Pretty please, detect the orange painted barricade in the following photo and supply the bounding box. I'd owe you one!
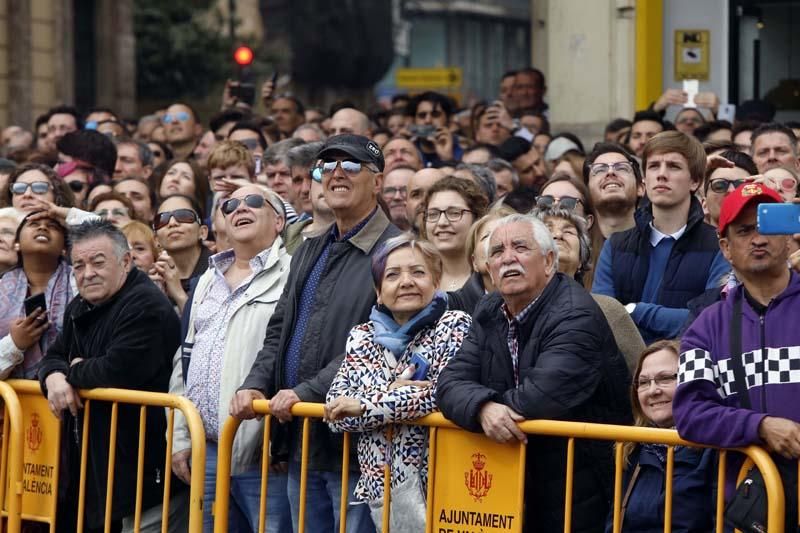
[7,380,206,533]
[214,400,789,533]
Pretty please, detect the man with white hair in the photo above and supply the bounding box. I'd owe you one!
[437,214,631,533]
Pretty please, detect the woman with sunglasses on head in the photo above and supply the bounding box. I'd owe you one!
[421,176,488,291]
[534,206,645,370]
[537,173,605,289]
[0,211,73,380]
[150,194,210,313]
[606,341,715,533]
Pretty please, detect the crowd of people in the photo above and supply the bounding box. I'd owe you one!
[0,65,799,532]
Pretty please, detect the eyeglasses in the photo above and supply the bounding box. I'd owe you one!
[416,109,444,120]
[11,182,51,195]
[589,161,634,178]
[221,194,280,217]
[162,112,190,124]
[637,373,678,391]
[151,150,164,158]
[535,195,582,211]
[708,177,754,194]
[383,186,407,197]
[153,208,199,230]
[424,208,473,223]
[313,159,377,180]
[67,180,87,193]
[95,208,129,219]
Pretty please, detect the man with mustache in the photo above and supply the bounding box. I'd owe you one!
[592,131,730,344]
[437,213,631,533]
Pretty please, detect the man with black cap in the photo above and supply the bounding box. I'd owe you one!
[231,134,399,532]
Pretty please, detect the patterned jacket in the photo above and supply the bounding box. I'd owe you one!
[326,309,471,503]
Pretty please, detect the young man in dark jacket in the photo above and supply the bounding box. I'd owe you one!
[593,130,729,343]
[38,220,184,532]
[437,213,631,533]
[231,134,400,532]
[674,183,800,527]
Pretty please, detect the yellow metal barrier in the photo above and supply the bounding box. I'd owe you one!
[214,401,788,533]
[7,379,206,532]
[0,381,26,532]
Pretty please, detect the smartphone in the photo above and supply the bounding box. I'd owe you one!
[24,293,47,316]
[757,203,800,235]
[718,103,736,123]
[408,353,431,381]
[230,83,256,106]
[683,79,699,108]
[270,71,278,86]
[409,124,436,139]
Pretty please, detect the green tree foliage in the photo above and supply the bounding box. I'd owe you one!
[134,1,234,100]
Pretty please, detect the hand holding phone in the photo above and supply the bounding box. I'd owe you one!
[24,293,47,316]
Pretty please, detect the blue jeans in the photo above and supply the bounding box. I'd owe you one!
[286,460,374,533]
[204,441,292,533]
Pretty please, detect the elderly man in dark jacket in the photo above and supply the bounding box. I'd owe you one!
[231,134,400,532]
[437,213,631,533]
[38,220,183,533]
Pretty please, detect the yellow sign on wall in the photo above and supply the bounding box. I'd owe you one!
[12,393,60,520]
[428,427,526,533]
[674,30,710,81]
[396,68,463,90]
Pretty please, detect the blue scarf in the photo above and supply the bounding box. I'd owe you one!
[370,291,448,358]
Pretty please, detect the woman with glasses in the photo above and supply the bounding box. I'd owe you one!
[537,173,605,289]
[88,191,135,228]
[0,211,73,380]
[150,194,210,312]
[421,176,488,291]
[608,340,715,532]
[4,163,74,213]
[534,206,644,370]
[325,234,471,531]
[702,150,758,228]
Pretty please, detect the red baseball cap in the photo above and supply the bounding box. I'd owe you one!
[717,182,782,235]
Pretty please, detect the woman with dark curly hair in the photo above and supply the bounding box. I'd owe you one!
[4,163,74,212]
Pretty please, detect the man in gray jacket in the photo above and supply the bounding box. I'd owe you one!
[231,134,400,533]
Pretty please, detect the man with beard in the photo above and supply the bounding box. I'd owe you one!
[583,143,643,240]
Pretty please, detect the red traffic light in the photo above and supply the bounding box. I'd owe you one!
[234,46,254,66]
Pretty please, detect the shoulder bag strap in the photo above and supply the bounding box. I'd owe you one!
[728,294,751,410]
[620,462,642,530]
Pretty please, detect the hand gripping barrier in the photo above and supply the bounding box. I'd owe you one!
[214,400,791,533]
[6,379,206,533]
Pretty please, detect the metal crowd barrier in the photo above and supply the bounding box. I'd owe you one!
[6,380,207,533]
[0,381,26,532]
[214,400,789,533]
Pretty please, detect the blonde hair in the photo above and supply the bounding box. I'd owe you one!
[465,206,515,261]
[121,220,159,259]
[207,140,256,177]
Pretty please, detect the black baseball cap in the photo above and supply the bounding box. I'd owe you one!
[316,134,385,172]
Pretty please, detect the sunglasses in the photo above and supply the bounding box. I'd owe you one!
[416,109,444,120]
[95,208,129,219]
[67,180,87,193]
[162,112,190,124]
[708,178,754,194]
[11,182,51,195]
[84,120,98,130]
[313,159,376,181]
[221,194,279,216]
[535,195,582,211]
[153,208,199,230]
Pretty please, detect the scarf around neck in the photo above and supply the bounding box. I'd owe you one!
[0,260,73,378]
[370,291,447,358]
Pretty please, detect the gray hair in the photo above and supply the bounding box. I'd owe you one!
[292,124,327,142]
[287,141,325,169]
[0,207,24,225]
[116,138,154,168]
[485,213,559,271]
[68,219,130,260]
[532,206,590,276]
[487,158,519,187]
[263,138,305,167]
[456,162,496,204]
